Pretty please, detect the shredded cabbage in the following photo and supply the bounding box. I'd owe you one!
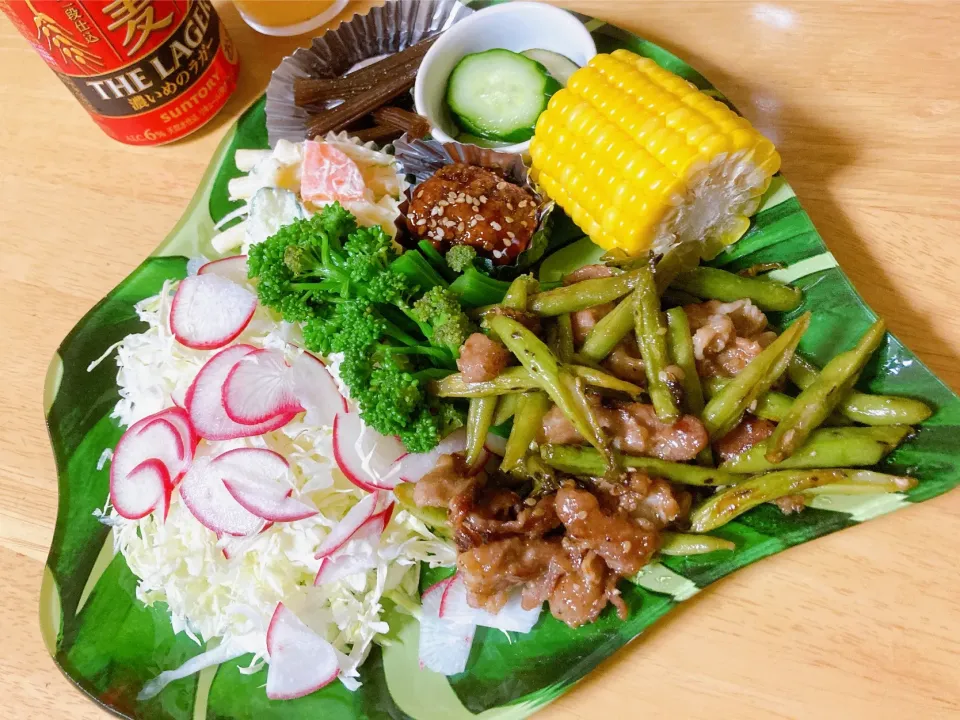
[101,280,454,696]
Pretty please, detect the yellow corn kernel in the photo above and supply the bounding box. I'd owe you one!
[530,50,781,256]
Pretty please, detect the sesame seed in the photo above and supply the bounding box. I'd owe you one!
[507,231,515,239]
[507,203,514,211]
[518,200,528,208]
[438,200,448,207]
[520,221,528,227]
[447,192,456,201]
[479,195,487,203]
[493,249,502,258]
[497,181,507,190]
[465,195,474,204]
[416,218,426,226]
[490,221,502,231]
[474,214,484,222]
[456,193,466,202]
[505,216,514,223]
[442,219,454,228]
[457,222,465,232]
[416,190,423,199]
[503,238,511,247]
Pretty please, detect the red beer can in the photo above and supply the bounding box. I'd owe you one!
[1,0,240,145]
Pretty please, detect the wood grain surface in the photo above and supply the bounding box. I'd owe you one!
[1,1,959,718]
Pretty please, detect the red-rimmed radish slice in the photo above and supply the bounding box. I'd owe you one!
[418,577,475,675]
[332,412,406,492]
[110,409,192,516]
[313,503,393,586]
[314,492,378,559]
[158,406,199,456]
[170,274,257,350]
[484,433,507,457]
[198,255,250,286]
[292,350,347,425]
[301,141,367,204]
[392,429,468,484]
[223,349,303,425]
[211,447,315,523]
[186,345,297,441]
[110,458,171,521]
[440,573,541,633]
[179,457,265,537]
[266,603,339,700]
[223,480,317,523]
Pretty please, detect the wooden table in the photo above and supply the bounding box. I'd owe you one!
[2,1,959,718]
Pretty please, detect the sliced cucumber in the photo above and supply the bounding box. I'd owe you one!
[446,49,560,143]
[521,49,580,86]
[456,132,517,149]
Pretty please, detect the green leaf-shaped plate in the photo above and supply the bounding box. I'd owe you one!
[41,7,960,720]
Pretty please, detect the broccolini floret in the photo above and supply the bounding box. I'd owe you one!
[445,244,478,273]
[247,203,467,452]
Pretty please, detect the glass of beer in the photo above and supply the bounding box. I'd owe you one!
[233,0,350,36]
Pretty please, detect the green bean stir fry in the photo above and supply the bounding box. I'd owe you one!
[414,252,928,559]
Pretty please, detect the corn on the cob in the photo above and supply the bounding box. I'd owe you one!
[529,49,780,257]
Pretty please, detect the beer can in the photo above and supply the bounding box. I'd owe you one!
[1,0,241,145]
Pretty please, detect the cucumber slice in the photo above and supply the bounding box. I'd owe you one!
[446,49,560,143]
[521,49,580,86]
[456,133,517,149]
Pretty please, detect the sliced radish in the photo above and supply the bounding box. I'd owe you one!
[333,412,407,492]
[419,577,475,676]
[223,349,304,425]
[158,406,199,458]
[314,492,378,559]
[291,350,348,426]
[391,429,468,484]
[170,274,257,350]
[313,504,393,586]
[179,457,265,537]
[484,432,508,457]
[440,573,541,633]
[198,255,250,286]
[266,603,339,700]
[110,458,171,521]
[186,345,297,441]
[210,447,315,523]
[223,480,317,523]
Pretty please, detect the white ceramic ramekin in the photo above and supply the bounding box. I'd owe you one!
[413,1,597,154]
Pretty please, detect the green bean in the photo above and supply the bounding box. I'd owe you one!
[633,266,680,422]
[431,367,538,397]
[671,266,804,311]
[502,391,550,473]
[689,468,854,532]
[528,268,643,316]
[432,365,642,398]
[466,396,497,467]
[556,313,575,363]
[800,469,916,496]
[654,242,701,295]
[539,444,745,487]
[660,532,735,555]
[489,315,613,467]
[502,274,537,309]
[721,426,912,473]
[666,306,712,465]
[766,320,886,463]
[701,312,810,439]
[789,355,932,426]
[393,482,451,539]
[579,293,636,362]
[703,377,850,426]
[493,392,521,425]
[568,365,643,397]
